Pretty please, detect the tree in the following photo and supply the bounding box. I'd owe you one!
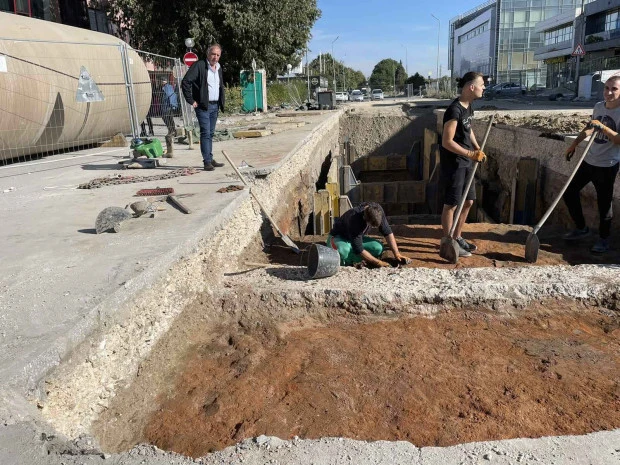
[405,72,426,91]
[107,0,320,83]
[369,59,407,92]
[308,53,366,91]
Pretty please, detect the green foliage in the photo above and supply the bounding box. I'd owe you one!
[369,59,407,91]
[405,72,426,90]
[107,0,320,84]
[223,85,243,115]
[267,81,309,107]
[307,53,367,91]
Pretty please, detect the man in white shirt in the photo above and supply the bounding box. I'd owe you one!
[181,44,226,171]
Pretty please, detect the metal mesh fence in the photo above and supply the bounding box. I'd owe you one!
[0,37,191,165]
[133,51,194,145]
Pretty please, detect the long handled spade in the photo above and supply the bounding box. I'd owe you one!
[221,150,301,254]
[524,130,599,263]
[439,114,495,264]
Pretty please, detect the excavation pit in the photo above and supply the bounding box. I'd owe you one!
[93,295,620,458]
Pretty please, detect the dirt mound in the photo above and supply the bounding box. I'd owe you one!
[495,113,590,135]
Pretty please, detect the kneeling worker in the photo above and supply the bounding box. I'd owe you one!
[327,202,409,267]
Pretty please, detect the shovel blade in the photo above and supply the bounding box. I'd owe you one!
[439,236,459,264]
[524,232,540,263]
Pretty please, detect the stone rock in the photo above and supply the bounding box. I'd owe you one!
[101,133,127,147]
[95,207,132,234]
[130,200,150,216]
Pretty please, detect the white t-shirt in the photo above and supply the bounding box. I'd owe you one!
[207,62,220,102]
[586,101,620,167]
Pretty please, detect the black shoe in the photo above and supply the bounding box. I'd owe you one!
[203,162,214,171]
[211,159,224,167]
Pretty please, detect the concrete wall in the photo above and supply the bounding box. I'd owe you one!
[340,110,436,160]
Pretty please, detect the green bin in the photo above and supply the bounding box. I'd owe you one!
[133,139,164,158]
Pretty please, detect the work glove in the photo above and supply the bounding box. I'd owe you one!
[565,146,576,161]
[375,260,391,268]
[468,149,487,163]
[394,253,411,265]
[588,119,605,131]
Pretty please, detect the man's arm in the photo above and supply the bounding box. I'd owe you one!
[181,63,199,106]
[385,233,409,264]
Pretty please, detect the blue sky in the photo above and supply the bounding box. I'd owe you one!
[308,0,485,79]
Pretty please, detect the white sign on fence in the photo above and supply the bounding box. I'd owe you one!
[0,55,7,73]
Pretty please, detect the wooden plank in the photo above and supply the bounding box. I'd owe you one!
[233,130,272,138]
[325,182,340,218]
[514,157,539,225]
[397,181,426,204]
[167,195,191,214]
[423,129,437,181]
[386,154,407,170]
[367,156,387,171]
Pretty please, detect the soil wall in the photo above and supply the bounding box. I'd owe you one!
[339,108,436,159]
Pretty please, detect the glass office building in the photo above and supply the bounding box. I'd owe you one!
[451,1,589,87]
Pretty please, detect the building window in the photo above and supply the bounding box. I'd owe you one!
[544,24,573,45]
[605,8,620,32]
[88,8,109,33]
[458,21,489,44]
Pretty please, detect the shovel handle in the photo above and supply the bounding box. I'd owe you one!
[221,150,287,238]
[449,114,496,237]
[531,130,599,233]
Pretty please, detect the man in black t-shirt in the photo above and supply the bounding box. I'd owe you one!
[327,203,409,267]
[439,72,487,258]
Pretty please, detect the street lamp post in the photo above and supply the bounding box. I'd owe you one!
[331,35,339,91]
[401,44,408,76]
[431,14,440,93]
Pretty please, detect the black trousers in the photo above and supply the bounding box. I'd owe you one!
[562,161,619,238]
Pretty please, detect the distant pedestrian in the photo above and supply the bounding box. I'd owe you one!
[439,71,486,258]
[562,75,620,254]
[181,44,225,171]
[161,79,179,135]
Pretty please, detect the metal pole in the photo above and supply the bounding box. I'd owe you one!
[331,36,339,91]
[120,43,139,139]
[431,14,440,92]
[306,47,310,104]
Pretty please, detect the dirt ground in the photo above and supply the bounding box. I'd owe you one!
[253,223,620,270]
[139,300,620,458]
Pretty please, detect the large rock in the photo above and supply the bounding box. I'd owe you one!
[95,207,132,234]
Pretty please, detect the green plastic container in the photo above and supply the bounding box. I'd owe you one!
[133,139,163,158]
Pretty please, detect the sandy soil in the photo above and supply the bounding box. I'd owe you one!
[139,300,620,458]
[493,113,590,135]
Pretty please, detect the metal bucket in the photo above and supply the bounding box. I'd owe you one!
[307,243,340,279]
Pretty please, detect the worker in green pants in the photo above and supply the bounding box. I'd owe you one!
[326,202,410,267]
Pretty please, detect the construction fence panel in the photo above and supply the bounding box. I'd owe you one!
[133,50,195,145]
[0,37,190,165]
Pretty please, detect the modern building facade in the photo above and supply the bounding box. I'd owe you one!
[450,0,590,89]
[1,0,117,35]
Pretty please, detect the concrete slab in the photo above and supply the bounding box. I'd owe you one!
[0,110,339,396]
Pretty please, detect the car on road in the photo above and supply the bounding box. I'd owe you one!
[484,82,527,97]
[335,92,348,102]
[371,89,384,100]
[349,90,364,102]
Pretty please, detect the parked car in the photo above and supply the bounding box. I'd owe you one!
[349,90,364,102]
[335,92,348,102]
[484,82,527,96]
[371,89,384,100]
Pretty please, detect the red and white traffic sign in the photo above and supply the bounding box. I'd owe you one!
[183,51,198,66]
[572,44,585,57]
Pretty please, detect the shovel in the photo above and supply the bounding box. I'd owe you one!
[221,150,301,254]
[524,131,598,263]
[439,114,495,264]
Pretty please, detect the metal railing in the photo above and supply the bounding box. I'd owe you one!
[0,37,193,164]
